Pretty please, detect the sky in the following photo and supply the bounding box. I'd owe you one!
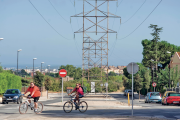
[0,0,180,69]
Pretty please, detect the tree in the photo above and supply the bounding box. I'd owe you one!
[34,71,44,87]
[59,65,82,80]
[143,70,151,93]
[108,71,117,76]
[149,24,163,72]
[44,76,51,99]
[21,69,27,77]
[21,78,30,86]
[134,74,143,100]
[0,65,3,73]
[123,76,131,89]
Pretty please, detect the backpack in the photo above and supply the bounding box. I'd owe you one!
[76,86,85,93]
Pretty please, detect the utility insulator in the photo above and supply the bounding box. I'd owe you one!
[74,0,75,7]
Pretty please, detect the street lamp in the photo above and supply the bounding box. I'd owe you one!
[167,51,171,89]
[0,38,4,40]
[33,58,37,82]
[17,49,22,75]
[48,65,50,75]
[41,62,44,73]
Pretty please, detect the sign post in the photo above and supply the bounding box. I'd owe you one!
[59,69,67,103]
[152,82,157,92]
[127,62,139,117]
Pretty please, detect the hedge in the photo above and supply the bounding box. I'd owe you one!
[0,71,22,94]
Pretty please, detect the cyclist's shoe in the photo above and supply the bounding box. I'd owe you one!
[34,108,38,112]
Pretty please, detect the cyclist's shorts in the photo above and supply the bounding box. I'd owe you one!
[28,94,40,102]
[79,94,84,98]
[34,97,40,102]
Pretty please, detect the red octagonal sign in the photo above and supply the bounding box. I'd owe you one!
[152,82,157,87]
[59,69,67,77]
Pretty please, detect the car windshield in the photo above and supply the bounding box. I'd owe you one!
[5,90,19,94]
[151,93,160,96]
[168,93,180,96]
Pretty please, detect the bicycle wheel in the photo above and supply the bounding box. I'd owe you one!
[34,102,43,114]
[19,102,28,114]
[79,101,88,113]
[63,101,73,113]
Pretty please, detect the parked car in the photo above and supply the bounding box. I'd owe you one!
[2,89,23,104]
[124,89,131,96]
[161,91,176,104]
[125,90,134,96]
[145,92,162,103]
[162,92,180,105]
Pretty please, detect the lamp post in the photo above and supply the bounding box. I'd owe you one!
[0,38,4,41]
[26,66,27,78]
[167,51,171,89]
[17,49,22,75]
[33,58,37,82]
[48,65,50,75]
[41,62,44,73]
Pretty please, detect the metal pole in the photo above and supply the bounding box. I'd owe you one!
[132,62,133,116]
[33,59,34,83]
[26,66,27,78]
[169,56,171,89]
[62,77,63,102]
[17,51,18,75]
[154,87,155,92]
[41,63,42,73]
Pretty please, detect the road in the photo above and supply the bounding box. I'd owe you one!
[0,93,180,120]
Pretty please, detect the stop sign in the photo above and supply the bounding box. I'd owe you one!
[59,69,67,77]
[152,82,157,87]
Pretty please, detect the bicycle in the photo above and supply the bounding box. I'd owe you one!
[19,96,43,114]
[63,95,88,113]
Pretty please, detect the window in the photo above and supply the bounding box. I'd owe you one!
[168,93,180,96]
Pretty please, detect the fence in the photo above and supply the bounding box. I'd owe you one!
[166,87,180,93]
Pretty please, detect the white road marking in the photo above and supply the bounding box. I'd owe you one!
[154,115,167,119]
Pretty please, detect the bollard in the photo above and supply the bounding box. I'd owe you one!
[128,93,130,106]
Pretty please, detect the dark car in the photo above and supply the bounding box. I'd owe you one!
[2,89,23,104]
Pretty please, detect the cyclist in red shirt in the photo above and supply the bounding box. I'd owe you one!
[68,83,84,105]
[24,82,41,112]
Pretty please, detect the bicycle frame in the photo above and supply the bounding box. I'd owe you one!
[69,96,80,107]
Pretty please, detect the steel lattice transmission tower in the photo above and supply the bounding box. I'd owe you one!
[71,0,121,94]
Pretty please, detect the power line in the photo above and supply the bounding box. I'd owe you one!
[48,0,69,23]
[117,0,162,41]
[121,0,146,24]
[109,0,146,56]
[48,0,81,57]
[109,0,162,57]
[28,0,72,40]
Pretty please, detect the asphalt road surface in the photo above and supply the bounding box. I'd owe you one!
[0,93,180,120]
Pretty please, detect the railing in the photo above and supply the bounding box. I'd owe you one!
[166,87,180,93]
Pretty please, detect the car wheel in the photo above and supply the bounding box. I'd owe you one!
[17,98,20,104]
[6,102,8,104]
[2,101,5,104]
